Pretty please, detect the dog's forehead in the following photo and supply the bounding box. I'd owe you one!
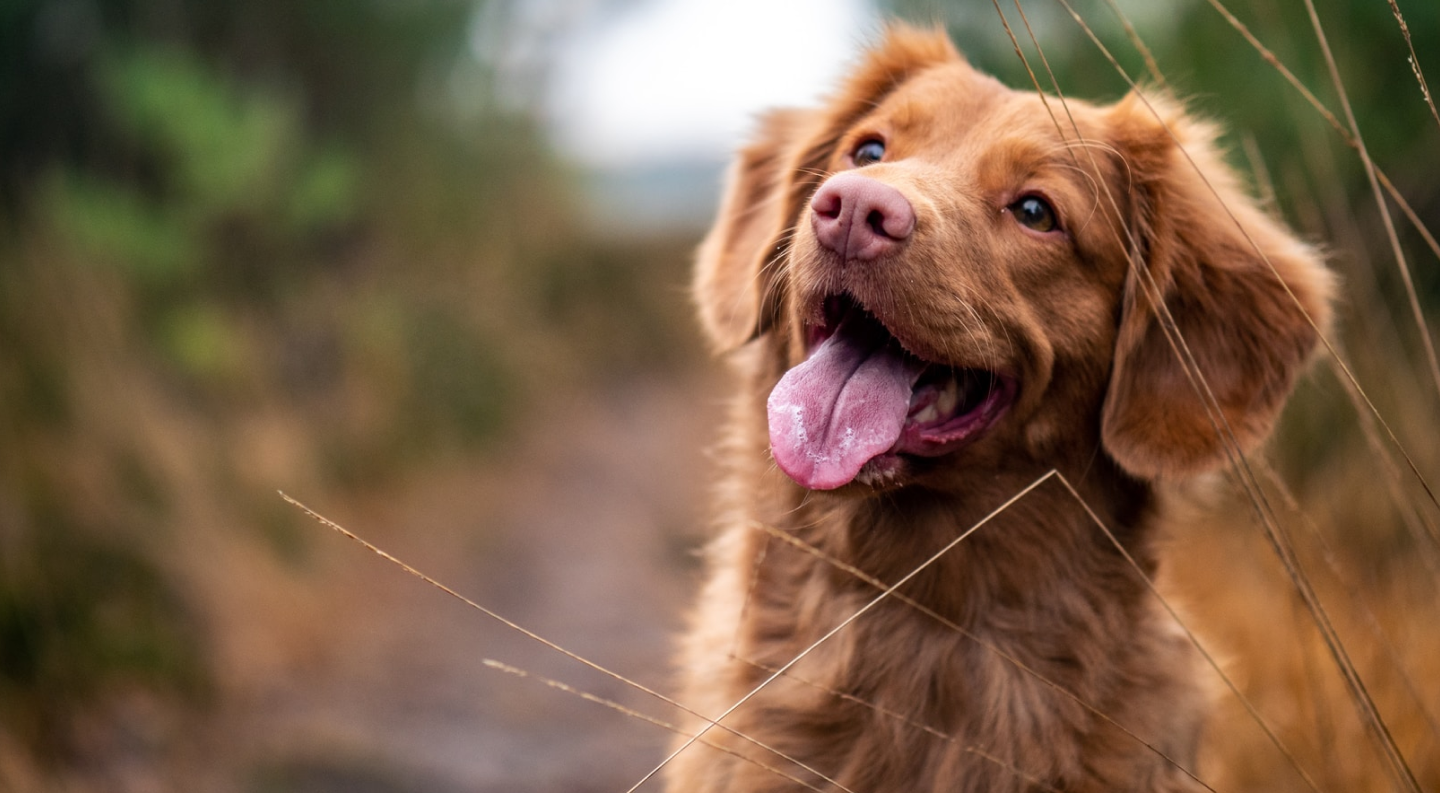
[870,63,1105,154]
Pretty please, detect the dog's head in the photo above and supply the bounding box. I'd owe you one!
[696,26,1332,492]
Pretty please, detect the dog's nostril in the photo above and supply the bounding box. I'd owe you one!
[866,209,888,237]
[812,190,843,220]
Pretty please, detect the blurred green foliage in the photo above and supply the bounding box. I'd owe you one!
[0,0,699,773]
[0,502,207,761]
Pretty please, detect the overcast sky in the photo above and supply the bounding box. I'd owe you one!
[541,0,878,168]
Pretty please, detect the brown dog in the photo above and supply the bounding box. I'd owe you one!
[668,25,1332,793]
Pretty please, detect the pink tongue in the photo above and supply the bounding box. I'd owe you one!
[767,316,925,490]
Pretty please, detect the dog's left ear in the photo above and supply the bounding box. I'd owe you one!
[1100,94,1334,479]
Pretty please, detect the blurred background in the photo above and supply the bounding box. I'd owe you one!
[1,0,1437,790]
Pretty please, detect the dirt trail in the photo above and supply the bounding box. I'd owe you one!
[236,372,724,792]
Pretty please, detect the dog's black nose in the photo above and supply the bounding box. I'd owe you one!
[811,172,915,262]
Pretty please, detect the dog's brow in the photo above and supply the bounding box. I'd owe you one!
[885,97,924,131]
[973,135,1063,191]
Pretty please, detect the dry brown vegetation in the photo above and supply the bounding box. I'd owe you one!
[1,0,1439,791]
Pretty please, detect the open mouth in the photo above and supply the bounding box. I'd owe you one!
[767,295,1017,490]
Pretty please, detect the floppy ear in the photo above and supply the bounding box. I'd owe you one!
[693,108,817,351]
[693,24,962,352]
[1100,95,1335,479]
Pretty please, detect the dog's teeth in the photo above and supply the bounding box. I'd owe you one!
[936,376,960,416]
[912,403,939,424]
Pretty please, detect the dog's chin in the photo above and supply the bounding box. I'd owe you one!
[768,294,1018,493]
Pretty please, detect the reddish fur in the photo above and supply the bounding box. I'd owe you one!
[674,25,1332,793]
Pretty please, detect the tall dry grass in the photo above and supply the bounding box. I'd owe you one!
[3,0,1437,790]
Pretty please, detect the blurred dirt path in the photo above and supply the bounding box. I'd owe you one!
[235,372,725,792]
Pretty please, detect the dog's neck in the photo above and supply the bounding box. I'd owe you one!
[752,456,1157,633]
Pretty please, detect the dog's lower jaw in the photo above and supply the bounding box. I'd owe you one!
[853,453,905,488]
[669,430,1208,793]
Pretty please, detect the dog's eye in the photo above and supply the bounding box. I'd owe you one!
[851,139,885,167]
[1010,195,1058,233]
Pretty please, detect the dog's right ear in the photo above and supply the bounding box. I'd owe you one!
[693,108,817,352]
[694,24,963,352]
